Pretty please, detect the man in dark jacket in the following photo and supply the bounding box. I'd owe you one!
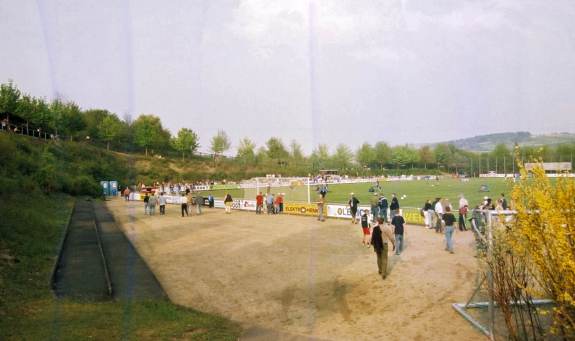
[348,193,360,224]
[390,193,400,221]
[371,218,395,279]
[378,194,389,223]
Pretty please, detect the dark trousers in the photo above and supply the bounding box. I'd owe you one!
[376,243,389,279]
[458,214,466,231]
[160,205,166,215]
[279,203,283,213]
[181,203,188,217]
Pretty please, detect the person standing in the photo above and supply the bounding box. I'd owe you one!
[278,193,284,213]
[143,193,150,215]
[500,193,508,210]
[181,193,189,217]
[186,191,195,216]
[423,199,433,228]
[317,194,325,222]
[458,205,468,231]
[159,192,167,215]
[442,206,457,253]
[371,218,395,279]
[123,187,130,201]
[348,193,359,224]
[195,192,203,215]
[378,194,389,223]
[370,193,380,222]
[256,192,264,214]
[208,193,214,208]
[458,194,469,211]
[360,210,371,247]
[389,193,400,221]
[391,211,405,255]
[224,193,233,214]
[148,193,157,216]
[274,194,281,214]
[266,193,274,214]
[434,197,444,233]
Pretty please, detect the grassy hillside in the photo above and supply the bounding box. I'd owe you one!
[441,131,575,152]
[0,192,240,340]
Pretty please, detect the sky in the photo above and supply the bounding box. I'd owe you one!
[1,0,575,154]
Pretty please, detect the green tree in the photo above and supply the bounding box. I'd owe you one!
[332,144,353,171]
[50,100,86,139]
[418,145,434,169]
[374,141,392,170]
[310,144,330,171]
[356,143,375,169]
[0,81,21,115]
[171,128,199,160]
[236,137,256,165]
[210,130,231,158]
[98,114,123,150]
[84,109,112,140]
[266,137,289,164]
[290,140,304,162]
[391,145,418,169]
[132,115,169,157]
[434,144,452,170]
[491,143,512,173]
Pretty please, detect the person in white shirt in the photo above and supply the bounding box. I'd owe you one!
[458,194,468,210]
[434,198,444,233]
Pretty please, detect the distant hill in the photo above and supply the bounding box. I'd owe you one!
[436,132,575,152]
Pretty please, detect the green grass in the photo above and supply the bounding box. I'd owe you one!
[200,178,512,208]
[0,192,241,340]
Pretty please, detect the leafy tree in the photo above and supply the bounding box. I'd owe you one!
[310,144,330,170]
[332,144,353,170]
[391,145,418,169]
[50,100,86,139]
[132,115,169,157]
[356,143,375,169]
[236,138,256,165]
[374,141,392,170]
[434,144,452,170]
[491,143,512,173]
[418,145,434,169]
[266,137,289,161]
[171,128,199,160]
[210,130,231,158]
[84,109,112,140]
[98,114,123,150]
[290,140,304,162]
[0,81,21,115]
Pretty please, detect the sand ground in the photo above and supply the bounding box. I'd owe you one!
[106,199,485,341]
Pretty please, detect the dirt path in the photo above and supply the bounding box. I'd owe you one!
[106,199,484,340]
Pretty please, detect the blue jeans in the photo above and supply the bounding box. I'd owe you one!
[395,234,403,254]
[445,225,455,252]
[371,206,379,221]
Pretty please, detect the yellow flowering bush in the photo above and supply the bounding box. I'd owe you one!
[510,160,575,337]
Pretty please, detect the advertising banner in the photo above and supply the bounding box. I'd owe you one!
[230,199,257,211]
[400,207,425,225]
[284,203,319,216]
[326,205,372,220]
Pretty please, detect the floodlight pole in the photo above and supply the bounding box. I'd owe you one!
[307,177,311,204]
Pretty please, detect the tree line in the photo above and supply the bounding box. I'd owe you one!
[1,81,574,177]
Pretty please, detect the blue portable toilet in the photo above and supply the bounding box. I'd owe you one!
[109,181,118,196]
[100,181,110,196]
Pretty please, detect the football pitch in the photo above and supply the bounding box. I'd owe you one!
[201,178,512,208]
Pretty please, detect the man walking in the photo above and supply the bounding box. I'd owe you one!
[370,193,380,222]
[391,210,405,255]
[371,218,395,279]
[442,206,457,253]
[195,192,203,215]
[317,194,325,222]
[159,192,167,215]
[434,197,444,233]
[378,194,389,223]
[256,192,264,214]
[181,193,189,217]
[390,193,400,221]
[348,193,359,224]
[266,193,274,214]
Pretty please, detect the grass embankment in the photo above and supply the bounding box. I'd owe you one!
[0,193,241,340]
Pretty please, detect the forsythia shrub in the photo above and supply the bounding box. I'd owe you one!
[511,160,575,337]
